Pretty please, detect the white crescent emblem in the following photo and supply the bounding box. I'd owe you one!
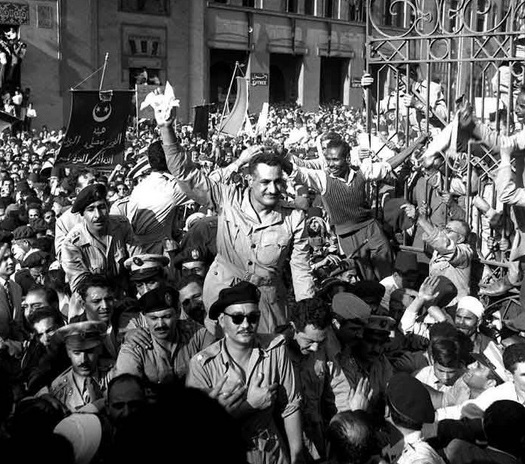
[92,102,112,123]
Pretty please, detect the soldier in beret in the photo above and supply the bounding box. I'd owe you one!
[11,224,37,264]
[172,245,210,278]
[382,373,445,463]
[187,281,304,464]
[46,320,114,412]
[61,183,133,320]
[114,285,214,386]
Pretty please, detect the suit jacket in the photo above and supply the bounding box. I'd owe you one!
[0,278,23,340]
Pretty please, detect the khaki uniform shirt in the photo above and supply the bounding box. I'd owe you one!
[164,141,315,334]
[49,365,114,412]
[61,215,133,294]
[187,334,301,464]
[115,319,214,384]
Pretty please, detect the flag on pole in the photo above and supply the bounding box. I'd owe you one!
[219,77,249,137]
[55,90,134,168]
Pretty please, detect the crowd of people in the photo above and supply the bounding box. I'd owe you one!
[1,67,525,464]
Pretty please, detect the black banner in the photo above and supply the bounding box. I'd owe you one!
[56,90,134,168]
[193,105,209,139]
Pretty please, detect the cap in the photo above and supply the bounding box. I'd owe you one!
[29,218,48,233]
[433,275,458,307]
[21,250,49,268]
[128,157,151,180]
[184,212,206,231]
[386,373,435,425]
[209,281,261,320]
[138,286,178,314]
[318,277,353,298]
[71,184,107,214]
[171,246,209,269]
[457,296,485,320]
[124,254,169,281]
[54,413,102,464]
[394,251,419,273]
[365,315,396,333]
[331,292,371,322]
[12,225,36,240]
[470,341,506,383]
[55,321,106,350]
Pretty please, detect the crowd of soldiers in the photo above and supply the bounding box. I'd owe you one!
[1,70,525,463]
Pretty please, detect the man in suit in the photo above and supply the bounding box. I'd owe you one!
[0,241,24,351]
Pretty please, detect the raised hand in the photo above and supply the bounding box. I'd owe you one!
[418,276,441,304]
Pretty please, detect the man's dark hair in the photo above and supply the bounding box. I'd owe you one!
[503,342,525,373]
[431,338,463,368]
[148,140,168,171]
[176,274,204,292]
[327,410,375,464]
[77,274,112,301]
[107,373,145,400]
[26,285,59,312]
[326,139,350,159]
[248,152,284,175]
[291,297,331,332]
[484,400,525,457]
[26,305,64,328]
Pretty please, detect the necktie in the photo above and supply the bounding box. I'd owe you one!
[4,280,13,317]
[83,378,97,404]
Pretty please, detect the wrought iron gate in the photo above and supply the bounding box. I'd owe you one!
[364,0,525,308]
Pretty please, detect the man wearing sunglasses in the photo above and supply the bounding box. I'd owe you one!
[187,281,304,464]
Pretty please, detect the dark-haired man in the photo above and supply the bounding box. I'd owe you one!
[127,139,189,255]
[159,110,314,334]
[290,138,415,280]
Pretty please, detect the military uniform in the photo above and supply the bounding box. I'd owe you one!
[187,334,301,464]
[61,215,133,294]
[47,320,114,412]
[49,363,114,412]
[115,318,214,384]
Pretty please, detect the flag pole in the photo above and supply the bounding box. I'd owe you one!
[99,52,109,91]
[219,61,240,133]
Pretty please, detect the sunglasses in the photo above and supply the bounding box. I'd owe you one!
[223,312,261,325]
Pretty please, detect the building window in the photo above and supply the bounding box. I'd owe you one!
[242,0,255,7]
[304,0,314,15]
[286,0,297,13]
[119,0,170,16]
[348,0,364,21]
[214,0,228,3]
[325,0,334,18]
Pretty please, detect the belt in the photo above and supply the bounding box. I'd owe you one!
[242,271,274,287]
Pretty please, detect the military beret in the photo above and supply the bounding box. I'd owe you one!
[55,321,106,350]
[386,373,435,425]
[393,251,419,274]
[21,250,49,269]
[138,286,178,314]
[209,281,260,320]
[12,225,36,240]
[332,292,371,323]
[318,278,353,299]
[365,315,396,333]
[29,218,48,234]
[124,254,169,281]
[349,281,386,303]
[71,184,108,214]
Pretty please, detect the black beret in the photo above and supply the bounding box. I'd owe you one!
[12,225,36,240]
[209,281,260,320]
[138,286,178,314]
[21,250,49,269]
[171,245,211,269]
[349,281,386,302]
[386,373,434,425]
[71,184,108,214]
